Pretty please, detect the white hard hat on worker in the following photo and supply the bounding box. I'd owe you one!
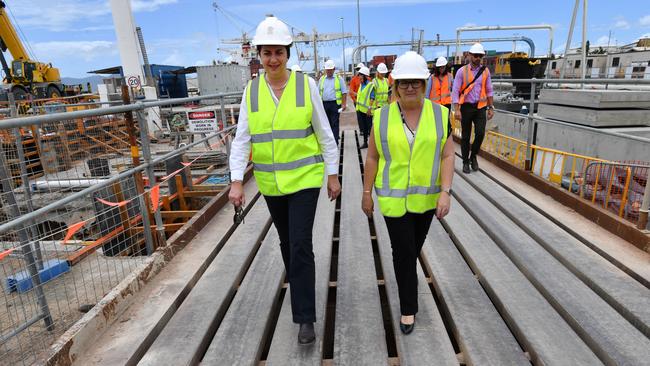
[468,43,485,55]
[356,62,365,69]
[359,66,370,76]
[252,16,292,46]
[324,60,336,70]
[435,56,448,67]
[377,63,388,74]
[391,51,429,80]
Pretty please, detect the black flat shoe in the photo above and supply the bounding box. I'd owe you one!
[470,156,479,171]
[462,162,471,174]
[298,323,315,345]
[399,316,415,335]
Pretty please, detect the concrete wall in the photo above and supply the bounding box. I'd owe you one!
[489,112,650,162]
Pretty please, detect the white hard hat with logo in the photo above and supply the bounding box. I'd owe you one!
[359,66,370,76]
[252,16,293,46]
[468,43,485,55]
[390,51,429,80]
[435,56,448,67]
[290,64,302,72]
[356,62,365,69]
[324,60,336,70]
[377,63,388,73]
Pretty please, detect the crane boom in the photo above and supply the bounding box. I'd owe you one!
[0,1,29,60]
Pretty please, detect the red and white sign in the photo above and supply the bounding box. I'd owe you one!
[187,110,219,133]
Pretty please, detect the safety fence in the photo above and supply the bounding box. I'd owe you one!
[0,91,240,365]
[450,78,650,230]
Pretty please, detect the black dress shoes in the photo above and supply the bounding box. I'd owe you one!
[462,162,471,174]
[399,316,415,335]
[298,323,315,345]
[470,155,479,171]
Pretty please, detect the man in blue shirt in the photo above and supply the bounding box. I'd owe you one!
[318,60,348,144]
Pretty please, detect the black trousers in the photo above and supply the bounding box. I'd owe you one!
[323,100,340,145]
[264,188,320,323]
[460,103,487,163]
[356,110,372,142]
[383,209,436,316]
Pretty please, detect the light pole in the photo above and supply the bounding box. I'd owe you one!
[340,17,346,76]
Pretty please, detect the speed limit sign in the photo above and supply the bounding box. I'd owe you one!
[126,76,141,88]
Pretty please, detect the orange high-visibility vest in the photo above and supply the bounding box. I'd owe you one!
[458,65,489,109]
[427,73,452,105]
[349,75,361,103]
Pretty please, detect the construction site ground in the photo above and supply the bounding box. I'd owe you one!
[61,104,650,365]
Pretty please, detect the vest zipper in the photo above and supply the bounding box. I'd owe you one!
[267,77,283,194]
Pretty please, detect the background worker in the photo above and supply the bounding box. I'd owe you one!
[319,59,347,145]
[373,62,390,110]
[451,43,494,174]
[355,66,375,149]
[361,51,454,335]
[228,16,340,346]
[349,62,365,106]
[426,56,453,134]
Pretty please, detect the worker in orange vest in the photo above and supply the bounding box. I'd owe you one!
[451,43,494,174]
[348,62,365,106]
[425,56,453,134]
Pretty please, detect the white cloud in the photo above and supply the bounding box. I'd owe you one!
[6,0,177,32]
[593,35,617,47]
[640,15,650,27]
[32,40,117,61]
[234,0,465,12]
[162,50,183,65]
[613,16,630,30]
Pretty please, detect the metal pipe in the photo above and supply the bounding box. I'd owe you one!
[639,168,650,230]
[0,313,45,343]
[0,125,236,235]
[455,24,554,61]
[560,0,582,80]
[580,0,588,87]
[352,36,536,65]
[525,81,537,170]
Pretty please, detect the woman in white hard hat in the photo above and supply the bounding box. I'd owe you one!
[373,62,390,110]
[426,56,454,133]
[228,16,341,345]
[361,51,455,334]
[355,66,375,148]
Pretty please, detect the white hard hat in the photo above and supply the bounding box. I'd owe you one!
[390,51,429,80]
[252,16,292,46]
[290,64,302,72]
[324,60,336,70]
[356,62,365,69]
[377,63,388,73]
[359,66,370,76]
[468,43,485,55]
[435,56,448,67]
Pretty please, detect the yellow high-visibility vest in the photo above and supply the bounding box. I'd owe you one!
[373,77,389,109]
[319,75,343,105]
[356,82,374,113]
[246,71,324,196]
[373,99,448,217]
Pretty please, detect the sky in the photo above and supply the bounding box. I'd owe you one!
[3,0,650,77]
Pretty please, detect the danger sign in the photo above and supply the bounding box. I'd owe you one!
[187,110,219,133]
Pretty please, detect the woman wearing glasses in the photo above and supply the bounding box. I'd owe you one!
[361,51,455,335]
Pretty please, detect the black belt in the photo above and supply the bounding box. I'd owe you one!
[462,102,485,109]
[323,100,339,103]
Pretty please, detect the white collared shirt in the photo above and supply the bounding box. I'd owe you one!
[229,75,339,181]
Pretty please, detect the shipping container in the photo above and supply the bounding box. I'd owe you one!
[196,64,251,98]
[151,64,188,98]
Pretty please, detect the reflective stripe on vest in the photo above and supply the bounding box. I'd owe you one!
[246,71,324,196]
[427,74,452,105]
[356,82,374,113]
[373,78,389,108]
[374,100,446,217]
[458,65,488,108]
[319,75,343,105]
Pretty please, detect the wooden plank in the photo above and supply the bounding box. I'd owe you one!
[201,227,284,365]
[73,181,260,366]
[422,220,529,365]
[453,177,650,364]
[444,199,602,365]
[183,190,221,198]
[160,210,199,219]
[175,175,189,211]
[334,130,388,365]
[456,164,650,338]
[139,198,272,366]
[266,181,336,365]
[373,202,458,365]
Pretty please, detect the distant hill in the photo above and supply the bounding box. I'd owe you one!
[61,75,105,92]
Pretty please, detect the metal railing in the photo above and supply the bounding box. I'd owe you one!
[0,89,241,365]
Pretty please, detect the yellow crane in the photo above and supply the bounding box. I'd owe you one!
[0,0,64,99]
